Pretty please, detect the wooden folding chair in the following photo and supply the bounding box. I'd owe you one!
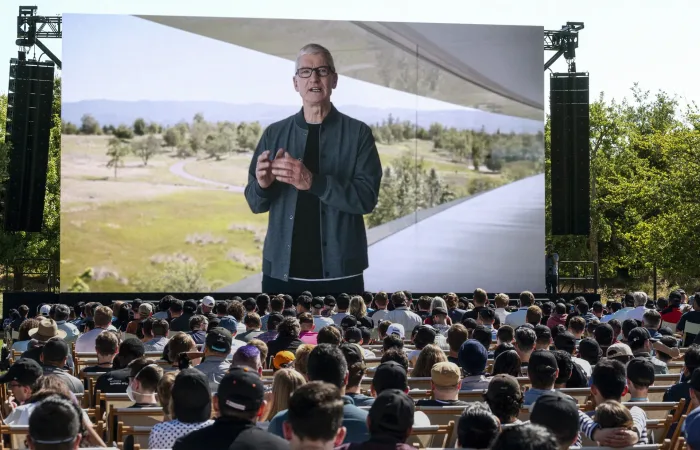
[405,421,455,449]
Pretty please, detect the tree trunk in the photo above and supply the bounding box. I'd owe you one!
[13,263,23,291]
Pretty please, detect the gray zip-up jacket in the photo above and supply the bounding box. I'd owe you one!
[244,104,382,282]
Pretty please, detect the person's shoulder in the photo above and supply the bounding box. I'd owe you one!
[265,115,296,134]
[233,425,290,449]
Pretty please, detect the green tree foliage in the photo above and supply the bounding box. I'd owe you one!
[80,113,101,135]
[113,125,133,140]
[146,122,161,134]
[133,118,146,136]
[131,134,161,166]
[102,124,115,135]
[106,137,129,178]
[62,121,79,135]
[0,79,61,289]
[132,259,209,292]
[546,84,700,286]
[163,127,181,148]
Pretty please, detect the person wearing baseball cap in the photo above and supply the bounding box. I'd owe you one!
[311,296,334,331]
[483,374,524,425]
[172,367,288,450]
[530,391,580,449]
[195,327,232,392]
[0,359,42,416]
[524,350,559,406]
[607,342,634,363]
[386,323,405,340]
[415,361,467,407]
[628,327,668,374]
[40,338,85,394]
[336,390,417,450]
[272,351,296,371]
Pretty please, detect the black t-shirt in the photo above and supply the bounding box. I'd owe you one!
[170,313,193,332]
[82,364,113,374]
[462,306,487,321]
[289,123,323,279]
[173,416,289,450]
[94,367,130,395]
[415,398,470,407]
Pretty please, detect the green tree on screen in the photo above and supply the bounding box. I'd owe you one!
[133,118,146,136]
[163,127,181,148]
[80,113,100,135]
[106,137,129,178]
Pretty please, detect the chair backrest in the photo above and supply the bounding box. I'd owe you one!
[111,406,163,444]
[622,401,681,420]
[405,422,455,449]
[660,321,677,333]
[0,424,29,450]
[558,388,592,405]
[654,374,682,385]
[118,424,152,450]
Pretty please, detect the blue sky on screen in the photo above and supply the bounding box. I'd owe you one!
[60,14,467,111]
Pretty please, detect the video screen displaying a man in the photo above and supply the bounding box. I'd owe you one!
[244,43,383,295]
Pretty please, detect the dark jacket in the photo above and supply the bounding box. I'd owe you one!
[172,416,288,450]
[266,337,303,366]
[244,104,382,281]
[169,313,193,333]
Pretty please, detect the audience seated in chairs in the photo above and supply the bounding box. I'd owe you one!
[456,402,501,449]
[94,338,145,395]
[81,331,119,374]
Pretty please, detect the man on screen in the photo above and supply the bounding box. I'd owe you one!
[244,43,382,295]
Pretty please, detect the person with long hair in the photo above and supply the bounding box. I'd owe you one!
[261,368,306,422]
[491,350,523,378]
[10,318,41,353]
[349,296,373,329]
[411,344,447,378]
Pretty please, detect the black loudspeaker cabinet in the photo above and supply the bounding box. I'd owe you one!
[550,73,590,235]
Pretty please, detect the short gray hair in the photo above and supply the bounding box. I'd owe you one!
[632,291,648,307]
[295,43,335,72]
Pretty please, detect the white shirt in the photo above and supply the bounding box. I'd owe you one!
[505,307,529,328]
[75,327,108,353]
[149,419,213,449]
[386,307,423,335]
[623,306,649,322]
[56,320,81,343]
[601,307,634,323]
[371,309,390,327]
[495,308,511,324]
[313,315,334,331]
[331,312,349,326]
[226,339,247,359]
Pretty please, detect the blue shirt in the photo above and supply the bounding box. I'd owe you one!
[217,316,238,333]
[523,387,555,406]
[268,395,369,443]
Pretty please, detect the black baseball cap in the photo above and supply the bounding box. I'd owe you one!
[485,374,522,401]
[578,338,602,361]
[554,332,577,353]
[339,342,364,367]
[311,297,325,309]
[344,326,363,344]
[297,296,312,310]
[530,391,580,441]
[0,359,43,385]
[183,299,198,314]
[340,315,358,328]
[369,389,415,433]
[432,307,448,317]
[324,296,337,307]
[628,327,651,345]
[217,366,265,412]
[414,325,437,346]
[172,368,212,423]
[529,350,558,376]
[372,361,408,392]
[206,327,232,354]
[627,357,655,387]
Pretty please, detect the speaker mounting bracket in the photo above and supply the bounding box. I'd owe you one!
[544,22,583,73]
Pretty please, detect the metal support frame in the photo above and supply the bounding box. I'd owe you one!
[544,22,584,73]
[15,6,62,69]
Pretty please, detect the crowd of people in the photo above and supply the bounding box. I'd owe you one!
[0,288,698,450]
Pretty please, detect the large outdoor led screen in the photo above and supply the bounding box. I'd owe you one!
[60,14,545,293]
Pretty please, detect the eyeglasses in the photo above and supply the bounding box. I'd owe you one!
[296,66,333,78]
[8,382,21,389]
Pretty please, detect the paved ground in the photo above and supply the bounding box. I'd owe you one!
[169,159,244,192]
[216,174,545,293]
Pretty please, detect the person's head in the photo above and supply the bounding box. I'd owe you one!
[244,312,262,331]
[514,327,537,360]
[568,316,586,338]
[380,349,409,371]
[283,381,346,449]
[519,291,534,308]
[458,340,488,376]
[294,344,315,378]
[591,358,628,404]
[642,309,662,331]
[1,358,43,403]
[171,368,212,423]
[491,350,522,378]
[371,361,408,395]
[114,338,145,369]
[270,296,285,313]
[578,337,602,366]
[336,293,351,312]
[94,331,119,362]
[412,325,437,350]
[167,332,196,364]
[151,318,169,337]
[214,367,266,421]
[577,301,590,315]
[227,301,246,322]
[268,368,307,420]
[128,357,163,400]
[484,374,523,425]
[656,335,679,363]
[495,293,510,309]
[411,344,447,378]
[550,349,573,387]
[386,323,406,340]
[632,291,648,307]
[18,318,41,342]
[307,344,348,389]
[348,296,367,318]
[28,395,83,450]
[447,323,469,355]
[497,325,514,345]
[248,339,268,367]
[626,357,655,397]
[528,350,559,390]
[231,345,263,375]
[40,338,69,369]
[255,294,270,315]
[491,423,559,450]
[294,43,338,108]
[28,318,67,343]
[273,351,296,371]
[200,296,215,314]
[317,325,342,345]
[593,323,615,351]
[278,317,302,339]
[343,326,362,345]
[470,325,492,351]
[457,402,500,449]
[627,327,652,353]
[367,389,415,442]
[534,324,552,350]
[242,298,257,313]
[526,306,542,326]
[530,392,580,449]
[53,304,70,322]
[594,400,633,429]
[296,295,312,314]
[606,342,634,364]
[477,308,495,327]
[608,319,622,339]
[339,343,365,389]
[553,302,566,316]
[621,319,638,342]
[473,288,488,306]
[205,327,233,357]
[156,371,177,421]
[429,361,462,397]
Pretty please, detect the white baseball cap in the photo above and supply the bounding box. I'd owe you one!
[201,296,215,307]
[386,323,405,339]
[39,304,51,316]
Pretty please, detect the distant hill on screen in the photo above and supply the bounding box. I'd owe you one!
[61,100,543,134]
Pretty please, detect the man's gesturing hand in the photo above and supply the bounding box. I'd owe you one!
[256,149,284,189]
[271,150,314,191]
